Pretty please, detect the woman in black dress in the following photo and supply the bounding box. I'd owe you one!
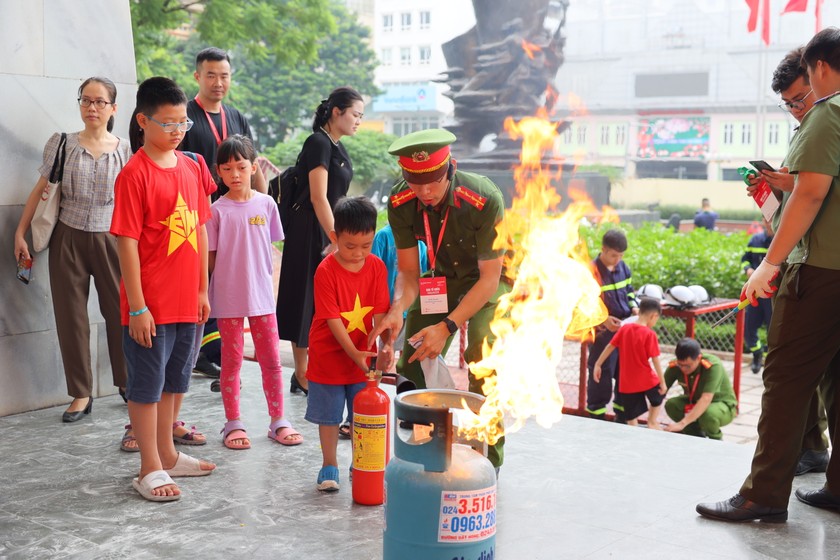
[276,87,365,393]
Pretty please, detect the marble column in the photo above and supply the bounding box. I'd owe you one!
[0,0,136,416]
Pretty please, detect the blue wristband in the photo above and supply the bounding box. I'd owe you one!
[129,306,149,317]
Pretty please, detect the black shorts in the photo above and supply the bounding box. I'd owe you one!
[620,385,664,421]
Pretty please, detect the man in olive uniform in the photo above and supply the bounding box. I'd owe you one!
[369,129,511,469]
[663,338,737,440]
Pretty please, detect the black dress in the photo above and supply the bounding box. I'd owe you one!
[276,130,353,346]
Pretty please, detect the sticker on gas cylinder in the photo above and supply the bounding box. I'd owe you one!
[352,413,387,471]
[438,485,497,542]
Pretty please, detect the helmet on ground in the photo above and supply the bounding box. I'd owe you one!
[637,284,664,301]
[664,285,698,309]
[687,285,711,305]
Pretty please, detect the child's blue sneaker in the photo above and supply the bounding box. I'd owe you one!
[317,465,340,492]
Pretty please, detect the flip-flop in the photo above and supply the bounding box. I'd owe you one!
[338,423,351,439]
[120,424,139,453]
[172,421,206,445]
[165,452,215,477]
[221,420,251,450]
[132,470,180,502]
[267,418,303,446]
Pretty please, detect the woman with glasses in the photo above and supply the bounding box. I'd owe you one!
[14,77,131,424]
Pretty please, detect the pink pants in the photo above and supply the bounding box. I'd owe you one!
[218,315,284,420]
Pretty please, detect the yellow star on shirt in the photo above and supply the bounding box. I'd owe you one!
[159,193,199,256]
[341,294,374,335]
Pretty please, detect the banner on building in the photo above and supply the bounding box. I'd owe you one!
[636,116,710,159]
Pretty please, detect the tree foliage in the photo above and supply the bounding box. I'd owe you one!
[234,2,380,146]
[130,0,334,82]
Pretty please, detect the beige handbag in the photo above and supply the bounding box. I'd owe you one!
[31,133,67,252]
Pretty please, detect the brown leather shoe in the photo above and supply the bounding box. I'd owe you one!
[795,487,840,511]
[696,493,787,523]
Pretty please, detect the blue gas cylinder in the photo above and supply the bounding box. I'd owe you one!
[383,389,497,560]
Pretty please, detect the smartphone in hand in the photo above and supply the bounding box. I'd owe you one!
[749,160,776,173]
[16,255,33,284]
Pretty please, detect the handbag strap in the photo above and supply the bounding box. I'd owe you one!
[49,133,68,183]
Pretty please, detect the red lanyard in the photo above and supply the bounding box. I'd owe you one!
[193,96,227,145]
[683,370,702,403]
[423,207,450,274]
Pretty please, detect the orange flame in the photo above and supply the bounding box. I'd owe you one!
[456,114,609,445]
[522,40,542,60]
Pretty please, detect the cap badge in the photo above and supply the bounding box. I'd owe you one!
[411,151,430,163]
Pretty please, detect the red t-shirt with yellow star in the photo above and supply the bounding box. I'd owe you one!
[306,253,390,385]
[111,149,213,325]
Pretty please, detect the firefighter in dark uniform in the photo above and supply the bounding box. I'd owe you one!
[742,221,774,373]
[586,229,638,421]
[369,128,511,469]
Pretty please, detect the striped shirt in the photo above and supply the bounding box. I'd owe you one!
[38,132,131,232]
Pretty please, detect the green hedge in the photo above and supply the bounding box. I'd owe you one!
[580,221,750,299]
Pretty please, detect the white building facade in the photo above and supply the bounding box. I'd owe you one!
[371,0,474,135]
[553,0,839,180]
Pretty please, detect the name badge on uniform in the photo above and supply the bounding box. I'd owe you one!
[419,277,448,314]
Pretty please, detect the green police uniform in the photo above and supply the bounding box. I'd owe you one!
[387,130,511,468]
[663,354,737,440]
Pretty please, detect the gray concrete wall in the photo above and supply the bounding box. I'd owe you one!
[0,0,136,416]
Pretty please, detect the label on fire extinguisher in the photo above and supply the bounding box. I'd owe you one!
[352,413,387,471]
[437,485,497,543]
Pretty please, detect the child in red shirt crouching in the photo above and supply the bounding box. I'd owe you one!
[593,297,666,429]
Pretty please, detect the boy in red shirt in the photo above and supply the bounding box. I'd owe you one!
[593,297,666,429]
[304,196,392,492]
[111,77,216,502]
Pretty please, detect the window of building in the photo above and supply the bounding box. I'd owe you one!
[380,48,392,66]
[420,10,431,29]
[400,47,411,66]
[741,123,752,145]
[392,116,440,137]
[767,122,779,145]
[600,125,610,145]
[577,125,587,145]
[401,12,412,31]
[723,123,734,145]
[419,46,431,65]
[382,13,393,32]
[721,168,744,181]
[563,126,572,143]
[615,125,626,146]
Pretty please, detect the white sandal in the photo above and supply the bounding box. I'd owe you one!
[165,452,215,477]
[132,470,180,502]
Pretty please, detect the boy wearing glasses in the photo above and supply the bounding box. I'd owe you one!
[111,77,216,502]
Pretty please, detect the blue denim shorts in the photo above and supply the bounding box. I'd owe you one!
[123,323,196,403]
[305,381,366,425]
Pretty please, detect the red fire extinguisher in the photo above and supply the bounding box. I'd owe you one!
[352,369,391,505]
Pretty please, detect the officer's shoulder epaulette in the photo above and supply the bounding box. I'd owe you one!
[454,185,487,210]
[700,358,712,369]
[390,189,417,208]
[668,360,677,368]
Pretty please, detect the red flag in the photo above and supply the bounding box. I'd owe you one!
[746,0,760,31]
[761,0,771,45]
[816,0,824,31]
[781,0,808,13]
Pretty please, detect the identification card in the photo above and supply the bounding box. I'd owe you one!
[419,276,448,315]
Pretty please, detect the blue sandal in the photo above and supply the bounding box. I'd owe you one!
[317,465,340,492]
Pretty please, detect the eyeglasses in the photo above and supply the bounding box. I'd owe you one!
[144,115,194,133]
[778,89,813,112]
[78,97,113,109]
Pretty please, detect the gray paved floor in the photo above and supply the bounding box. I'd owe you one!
[0,357,838,560]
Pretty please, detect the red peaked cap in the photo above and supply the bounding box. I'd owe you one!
[388,128,456,184]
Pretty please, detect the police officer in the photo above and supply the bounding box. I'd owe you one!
[663,338,737,440]
[741,220,773,373]
[369,129,511,469]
